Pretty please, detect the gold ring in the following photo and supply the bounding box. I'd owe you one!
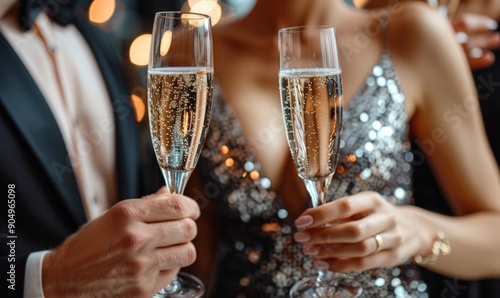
[374,234,383,253]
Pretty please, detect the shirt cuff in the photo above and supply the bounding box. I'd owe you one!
[24,250,49,298]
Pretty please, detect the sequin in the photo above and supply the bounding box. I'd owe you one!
[277,209,288,219]
[377,76,387,87]
[199,52,426,297]
[360,112,369,122]
[373,65,384,76]
[375,277,386,287]
[244,161,254,171]
[260,177,271,189]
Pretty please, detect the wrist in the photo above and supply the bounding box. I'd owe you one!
[42,250,66,298]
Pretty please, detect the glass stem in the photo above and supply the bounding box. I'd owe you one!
[161,169,191,194]
[304,177,335,284]
[304,176,333,208]
[317,270,334,283]
[159,276,181,294]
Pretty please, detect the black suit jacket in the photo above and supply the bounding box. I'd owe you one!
[0,8,145,297]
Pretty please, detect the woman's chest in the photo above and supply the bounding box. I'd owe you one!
[220,71,291,184]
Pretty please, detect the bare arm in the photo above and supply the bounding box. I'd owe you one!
[406,3,500,278]
[293,3,500,280]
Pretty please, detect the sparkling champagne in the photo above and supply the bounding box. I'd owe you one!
[280,68,343,181]
[148,67,213,172]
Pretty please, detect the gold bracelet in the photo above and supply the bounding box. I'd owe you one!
[414,230,451,266]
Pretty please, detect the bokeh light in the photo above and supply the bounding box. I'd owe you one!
[130,94,145,122]
[129,34,151,66]
[160,30,172,57]
[88,0,116,24]
[188,0,218,7]
[190,1,222,26]
[352,0,368,8]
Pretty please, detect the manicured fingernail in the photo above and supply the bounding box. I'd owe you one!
[469,47,483,58]
[303,246,319,256]
[314,260,330,270]
[455,31,468,44]
[487,19,498,30]
[295,215,313,228]
[294,231,310,243]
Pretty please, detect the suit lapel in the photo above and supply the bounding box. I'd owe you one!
[0,33,87,225]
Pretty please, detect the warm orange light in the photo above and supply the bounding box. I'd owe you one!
[352,0,369,8]
[188,0,218,6]
[88,0,116,24]
[225,158,235,167]
[220,145,229,154]
[160,30,172,57]
[250,170,259,180]
[190,1,222,26]
[337,165,345,174]
[262,223,280,233]
[129,34,151,66]
[130,94,145,122]
[180,13,207,27]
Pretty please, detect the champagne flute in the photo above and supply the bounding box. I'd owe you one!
[279,26,362,298]
[148,11,213,298]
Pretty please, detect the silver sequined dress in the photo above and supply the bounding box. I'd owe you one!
[199,52,429,297]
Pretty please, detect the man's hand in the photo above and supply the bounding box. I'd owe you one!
[42,187,200,297]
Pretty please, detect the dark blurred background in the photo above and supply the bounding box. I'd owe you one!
[85,0,258,123]
[86,0,355,123]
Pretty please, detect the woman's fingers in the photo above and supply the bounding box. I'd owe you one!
[313,250,398,272]
[295,192,387,228]
[295,212,395,245]
[303,231,403,259]
[468,51,496,70]
[312,237,415,273]
[453,13,498,33]
[465,32,500,53]
[451,12,500,70]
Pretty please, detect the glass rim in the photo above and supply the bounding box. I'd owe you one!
[278,25,336,33]
[154,11,211,21]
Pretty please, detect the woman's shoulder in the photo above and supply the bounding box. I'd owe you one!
[384,1,459,61]
[380,2,469,114]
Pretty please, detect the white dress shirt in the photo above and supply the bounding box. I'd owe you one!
[0,1,118,296]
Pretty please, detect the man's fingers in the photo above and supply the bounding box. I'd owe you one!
[151,218,198,247]
[155,242,197,271]
[110,194,201,224]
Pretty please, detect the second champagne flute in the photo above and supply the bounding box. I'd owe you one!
[279,25,362,298]
[148,11,214,298]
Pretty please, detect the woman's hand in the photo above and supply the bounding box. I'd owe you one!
[452,12,500,70]
[293,191,429,272]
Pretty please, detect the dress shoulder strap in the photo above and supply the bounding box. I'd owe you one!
[379,8,391,49]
